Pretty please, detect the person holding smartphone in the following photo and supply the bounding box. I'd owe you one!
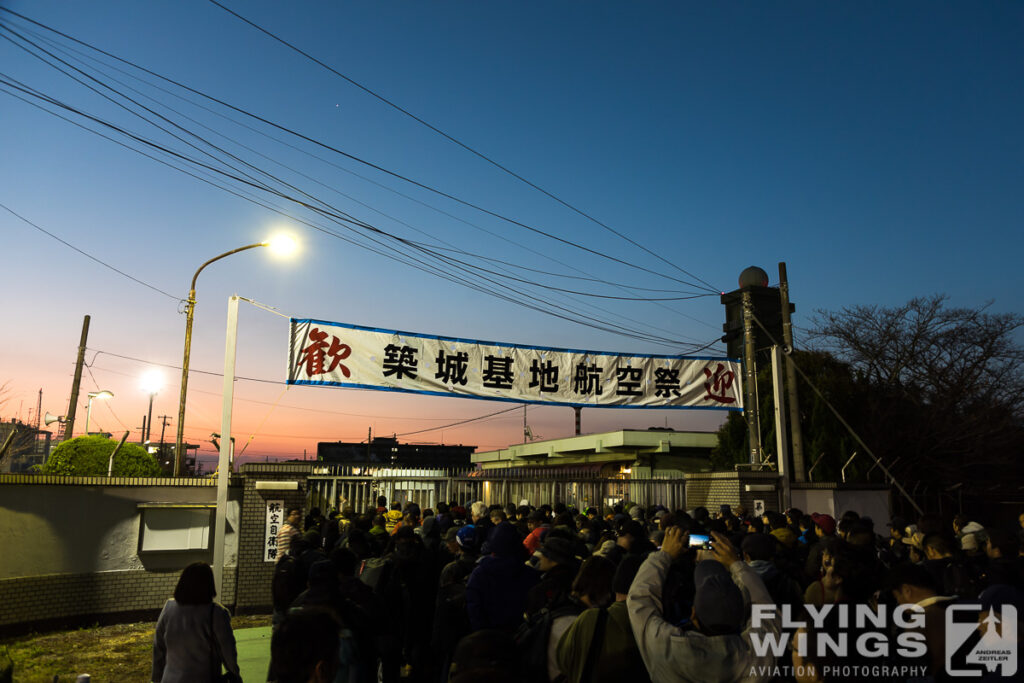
[626,528,781,682]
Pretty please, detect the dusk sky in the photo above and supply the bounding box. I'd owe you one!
[1,1,1021,466]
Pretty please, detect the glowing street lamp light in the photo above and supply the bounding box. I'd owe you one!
[85,390,113,434]
[173,235,297,476]
[140,369,163,443]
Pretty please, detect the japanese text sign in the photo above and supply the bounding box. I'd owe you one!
[264,499,283,562]
[287,319,743,411]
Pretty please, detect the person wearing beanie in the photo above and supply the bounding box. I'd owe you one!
[627,528,780,682]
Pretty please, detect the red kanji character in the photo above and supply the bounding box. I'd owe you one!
[326,336,352,377]
[300,328,351,377]
[703,363,737,404]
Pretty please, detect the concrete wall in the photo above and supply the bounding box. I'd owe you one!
[790,484,892,523]
[0,475,241,632]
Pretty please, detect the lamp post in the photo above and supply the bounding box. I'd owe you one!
[85,390,113,434]
[173,236,296,476]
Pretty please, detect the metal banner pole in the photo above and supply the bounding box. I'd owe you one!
[213,295,239,597]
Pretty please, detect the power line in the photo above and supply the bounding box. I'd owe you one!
[0,70,706,349]
[0,11,723,344]
[24,19,708,307]
[0,7,718,295]
[206,0,722,294]
[393,405,523,438]
[0,202,181,300]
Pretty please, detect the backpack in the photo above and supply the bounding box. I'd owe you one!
[513,600,583,681]
[358,556,393,593]
[944,559,982,599]
[271,555,304,613]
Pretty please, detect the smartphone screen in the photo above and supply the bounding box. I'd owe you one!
[688,533,713,550]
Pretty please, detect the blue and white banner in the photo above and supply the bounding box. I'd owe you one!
[287,319,742,411]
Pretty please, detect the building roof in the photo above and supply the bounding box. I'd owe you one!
[472,429,717,470]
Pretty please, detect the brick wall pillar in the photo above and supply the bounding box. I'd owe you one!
[684,471,782,515]
[235,463,314,613]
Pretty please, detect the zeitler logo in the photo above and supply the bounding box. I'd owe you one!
[946,604,1017,677]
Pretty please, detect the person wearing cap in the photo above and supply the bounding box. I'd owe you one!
[440,525,480,587]
[627,528,780,682]
[526,534,580,616]
[433,525,482,681]
[884,562,955,678]
[803,513,836,580]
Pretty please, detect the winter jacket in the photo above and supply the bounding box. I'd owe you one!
[557,600,651,683]
[627,551,780,683]
[384,509,403,533]
[769,527,798,549]
[466,523,540,631]
[746,560,803,609]
[526,563,578,617]
[524,524,550,554]
[151,600,238,683]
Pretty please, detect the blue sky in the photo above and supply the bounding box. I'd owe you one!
[1,1,1021,461]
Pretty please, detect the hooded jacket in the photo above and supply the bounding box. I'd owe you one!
[384,509,404,533]
[466,522,540,631]
[627,551,780,683]
[769,527,798,550]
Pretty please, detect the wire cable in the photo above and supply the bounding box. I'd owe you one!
[749,312,923,515]
[206,0,722,294]
[0,74,702,349]
[0,202,181,301]
[393,405,523,437]
[0,6,718,294]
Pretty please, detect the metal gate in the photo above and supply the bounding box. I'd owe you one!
[306,465,687,513]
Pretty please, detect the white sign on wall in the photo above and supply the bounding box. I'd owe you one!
[264,499,283,562]
[287,319,743,411]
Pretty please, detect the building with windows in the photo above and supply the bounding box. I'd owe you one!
[317,436,475,468]
[0,420,52,473]
[472,428,717,477]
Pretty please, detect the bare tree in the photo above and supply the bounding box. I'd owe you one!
[808,295,1024,489]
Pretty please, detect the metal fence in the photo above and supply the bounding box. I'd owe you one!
[306,465,688,513]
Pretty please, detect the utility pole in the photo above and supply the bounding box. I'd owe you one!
[138,416,147,444]
[64,315,90,439]
[573,406,582,436]
[158,415,171,445]
[778,263,806,481]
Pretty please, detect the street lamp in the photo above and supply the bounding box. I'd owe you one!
[85,390,113,434]
[140,369,163,444]
[173,234,297,476]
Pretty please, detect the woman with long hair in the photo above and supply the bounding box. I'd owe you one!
[152,562,241,682]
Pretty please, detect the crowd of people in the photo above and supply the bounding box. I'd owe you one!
[155,497,1024,683]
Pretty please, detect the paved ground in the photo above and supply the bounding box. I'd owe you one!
[235,626,272,682]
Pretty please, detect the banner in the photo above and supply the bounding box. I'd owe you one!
[287,319,742,411]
